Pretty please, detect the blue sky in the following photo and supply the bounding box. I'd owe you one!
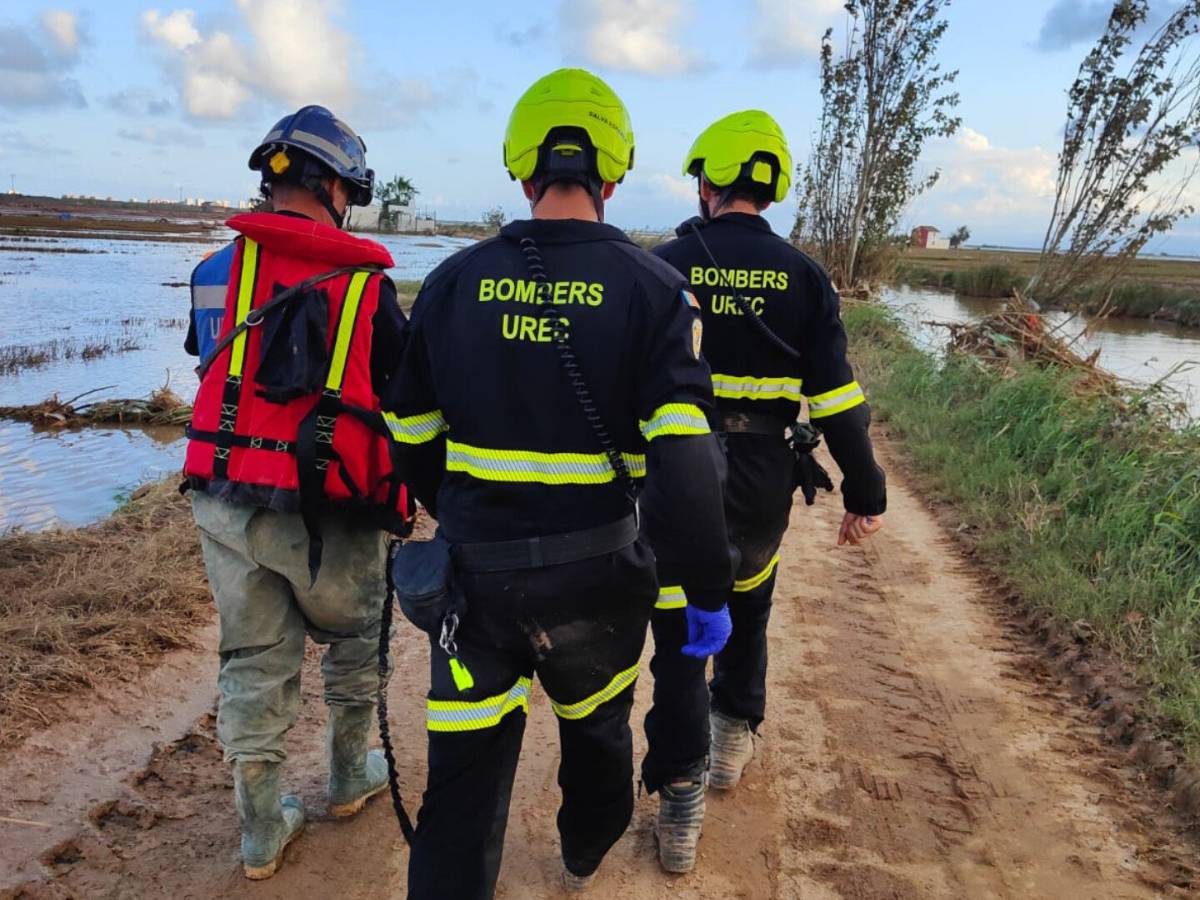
[2,0,1198,253]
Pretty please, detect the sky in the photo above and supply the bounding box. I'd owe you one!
[2,0,1198,253]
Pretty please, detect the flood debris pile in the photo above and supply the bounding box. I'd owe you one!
[0,479,209,749]
[0,386,192,428]
[932,291,1120,396]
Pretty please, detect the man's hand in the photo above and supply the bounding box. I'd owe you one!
[837,512,883,546]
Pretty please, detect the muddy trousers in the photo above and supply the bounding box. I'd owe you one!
[641,604,709,794]
[710,433,795,732]
[406,541,657,900]
[191,492,390,763]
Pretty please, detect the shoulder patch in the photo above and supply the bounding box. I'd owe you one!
[691,317,703,359]
[681,289,700,310]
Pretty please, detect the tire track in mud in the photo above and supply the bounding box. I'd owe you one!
[5,441,1197,898]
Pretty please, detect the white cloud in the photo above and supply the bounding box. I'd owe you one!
[41,10,80,54]
[140,0,446,128]
[907,128,1058,238]
[140,9,200,51]
[648,171,695,202]
[561,0,702,75]
[749,0,843,67]
[0,15,85,109]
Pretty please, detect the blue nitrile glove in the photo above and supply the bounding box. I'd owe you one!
[681,604,732,658]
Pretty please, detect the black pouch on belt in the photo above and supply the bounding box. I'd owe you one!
[389,530,466,635]
[255,281,331,403]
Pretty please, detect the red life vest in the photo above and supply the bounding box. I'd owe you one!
[184,212,414,549]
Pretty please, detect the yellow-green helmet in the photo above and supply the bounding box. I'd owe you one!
[503,68,635,184]
[683,110,792,203]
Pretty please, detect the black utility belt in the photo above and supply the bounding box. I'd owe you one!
[453,514,637,573]
[718,411,790,436]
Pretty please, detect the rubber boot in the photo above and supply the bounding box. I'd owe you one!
[655,780,705,873]
[709,711,755,791]
[327,704,389,817]
[233,761,305,880]
[561,867,596,893]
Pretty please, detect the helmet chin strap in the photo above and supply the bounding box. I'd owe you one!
[312,182,346,229]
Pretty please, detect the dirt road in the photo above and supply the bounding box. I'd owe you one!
[4,442,1197,899]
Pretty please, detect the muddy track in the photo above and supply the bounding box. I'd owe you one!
[3,440,1197,899]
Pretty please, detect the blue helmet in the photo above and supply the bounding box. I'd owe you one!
[248,105,375,207]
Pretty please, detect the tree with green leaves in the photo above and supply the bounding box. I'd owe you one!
[949,225,970,248]
[792,0,961,287]
[1030,0,1200,303]
[374,175,418,232]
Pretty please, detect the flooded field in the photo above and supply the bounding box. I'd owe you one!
[3,240,1198,533]
[0,230,472,532]
[883,285,1200,415]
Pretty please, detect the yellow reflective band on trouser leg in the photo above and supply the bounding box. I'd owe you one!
[228,238,259,378]
[325,271,371,392]
[733,554,780,593]
[426,676,532,733]
[655,585,688,610]
[549,662,640,720]
[806,381,866,419]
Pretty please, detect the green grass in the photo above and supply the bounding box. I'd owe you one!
[895,262,1024,297]
[393,279,423,311]
[844,303,1200,757]
[895,248,1200,324]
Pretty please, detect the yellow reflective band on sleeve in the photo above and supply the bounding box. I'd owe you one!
[426,676,531,732]
[382,410,448,444]
[655,585,687,610]
[639,403,710,441]
[228,238,259,377]
[325,271,371,391]
[806,381,866,419]
[711,373,802,402]
[733,554,780,593]
[550,661,640,720]
[445,441,647,486]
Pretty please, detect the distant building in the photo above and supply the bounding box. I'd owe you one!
[911,225,950,250]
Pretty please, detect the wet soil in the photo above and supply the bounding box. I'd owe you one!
[2,440,1197,898]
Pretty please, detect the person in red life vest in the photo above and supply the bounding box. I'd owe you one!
[182,105,414,880]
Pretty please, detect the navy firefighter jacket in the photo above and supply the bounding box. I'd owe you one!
[385,217,734,609]
[653,212,886,516]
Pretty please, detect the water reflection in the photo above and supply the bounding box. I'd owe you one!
[881,285,1200,415]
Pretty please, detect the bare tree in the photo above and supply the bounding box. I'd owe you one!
[793,0,960,287]
[1031,0,1200,303]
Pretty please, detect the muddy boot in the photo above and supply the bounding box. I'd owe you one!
[233,761,305,880]
[561,866,596,893]
[655,780,705,873]
[327,704,389,817]
[709,711,755,791]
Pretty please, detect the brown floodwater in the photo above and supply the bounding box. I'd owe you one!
[883,285,1200,415]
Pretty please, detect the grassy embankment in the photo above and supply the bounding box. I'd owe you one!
[897,247,1200,326]
[0,480,209,749]
[844,301,1200,758]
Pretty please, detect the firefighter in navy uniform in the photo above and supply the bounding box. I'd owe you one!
[644,111,887,860]
[388,69,734,898]
[183,106,413,880]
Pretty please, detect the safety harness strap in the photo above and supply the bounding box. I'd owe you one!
[295,270,373,584]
